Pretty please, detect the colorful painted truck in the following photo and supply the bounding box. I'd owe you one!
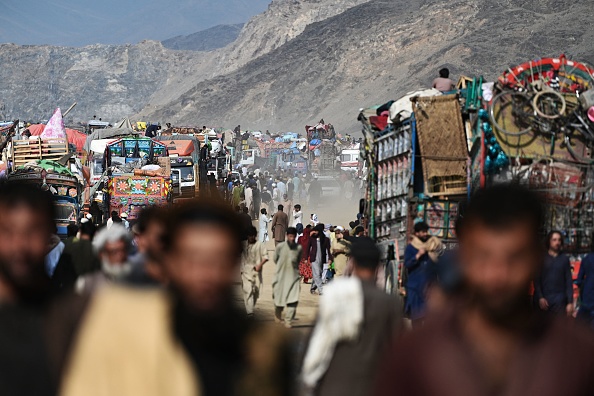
[101,137,171,220]
[7,160,82,238]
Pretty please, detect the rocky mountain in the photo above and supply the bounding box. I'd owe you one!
[0,41,204,122]
[162,24,244,52]
[141,0,594,133]
[2,0,594,133]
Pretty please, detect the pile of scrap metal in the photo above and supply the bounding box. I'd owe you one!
[361,54,594,259]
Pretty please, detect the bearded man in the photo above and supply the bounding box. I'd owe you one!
[76,224,133,293]
[403,221,442,327]
[375,184,594,396]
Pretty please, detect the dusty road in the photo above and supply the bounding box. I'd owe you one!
[242,199,359,334]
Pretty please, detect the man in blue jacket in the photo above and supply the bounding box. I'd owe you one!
[576,253,594,327]
[404,221,434,327]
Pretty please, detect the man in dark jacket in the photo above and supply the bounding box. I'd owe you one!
[303,237,404,396]
[307,224,332,295]
[534,231,574,316]
[52,221,100,292]
[0,182,56,396]
[375,185,594,396]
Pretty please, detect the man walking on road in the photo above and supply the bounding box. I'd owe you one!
[303,237,404,396]
[535,231,574,316]
[241,226,269,317]
[271,204,289,246]
[307,224,332,295]
[273,227,303,328]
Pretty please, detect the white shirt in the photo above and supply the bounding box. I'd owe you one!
[292,210,303,227]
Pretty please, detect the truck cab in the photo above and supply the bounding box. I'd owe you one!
[170,156,196,199]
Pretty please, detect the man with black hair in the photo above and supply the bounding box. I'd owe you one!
[375,184,594,396]
[432,67,455,92]
[126,206,167,286]
[239,206,253,241]
[303,237,403,396]
[273,227,302,328]
[535,231,573,315]
[241,226,268,317]
[403,221,442,326]
[62,199,294,396]
[0,182,56,396]
[307,224,332,295]
[52,221,101,292]
[271,204,289,246]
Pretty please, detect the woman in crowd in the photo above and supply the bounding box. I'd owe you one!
[298,225,313,283]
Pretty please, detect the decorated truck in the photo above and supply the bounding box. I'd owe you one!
[305,121,338,174]
[100,137,172,220]
[7,160,83,238]
[360,88,471,293]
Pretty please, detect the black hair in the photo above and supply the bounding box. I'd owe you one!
[0,181,55,232]
[242,206,249,214]
[260,208,267,214]
[278,204,284,211]
[67,224,79,237]
[162,198,243,257]
[79,221,95,238]
[457,184,544,241]
[439,68,450,78]
[354,225,364,235]
[351,237,380,270]
[135,206,164,235]
[545,230,564,249]
[247,226,258,237]
[294,204,301,210]
[287,227,297,236]
[414,222,429,233]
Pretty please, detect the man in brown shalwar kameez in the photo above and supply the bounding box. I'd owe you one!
[271,204,289,246]
[375,184,594,396]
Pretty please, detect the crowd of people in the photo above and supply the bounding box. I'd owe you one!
[2,180,594,396]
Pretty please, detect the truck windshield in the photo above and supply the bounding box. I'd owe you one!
[92,157,103,175]
[55,203,77,222]
[179,166,194,182]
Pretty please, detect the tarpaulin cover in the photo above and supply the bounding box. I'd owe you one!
[389,88,441,123]
[164,140,195,156]
[29,124,87,152]
[412,94,468,195]
[83,128,140,152]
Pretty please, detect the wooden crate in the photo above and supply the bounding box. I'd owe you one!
[12,138,69,168]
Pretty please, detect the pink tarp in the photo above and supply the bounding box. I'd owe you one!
[28,124,87,152]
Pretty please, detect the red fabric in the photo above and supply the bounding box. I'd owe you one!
[369,114,389,131]
[27,124,86,152]
[298,229,312,279]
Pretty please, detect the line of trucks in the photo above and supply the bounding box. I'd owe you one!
[1,126,231,237]
[1,118,364,238]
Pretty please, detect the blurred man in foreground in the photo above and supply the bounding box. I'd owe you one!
[0,182,55,396]
[302,237,403,396]
[375,185,594,396]
[61,199,293,396]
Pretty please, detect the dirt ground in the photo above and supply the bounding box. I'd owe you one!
[241,199,360,334]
